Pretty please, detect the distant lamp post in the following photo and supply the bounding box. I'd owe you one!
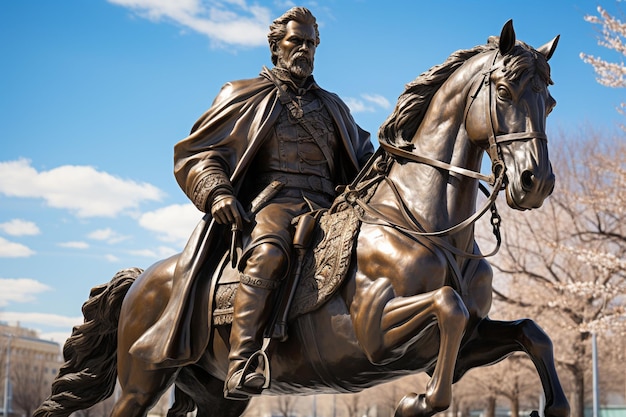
[592,332,600,417]
[2,334,12,417]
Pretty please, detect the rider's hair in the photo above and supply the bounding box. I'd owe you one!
[268,7,320,65]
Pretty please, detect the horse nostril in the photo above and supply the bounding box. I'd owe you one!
[521,170,534,191]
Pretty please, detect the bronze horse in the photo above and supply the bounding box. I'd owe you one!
[35,21,569,417]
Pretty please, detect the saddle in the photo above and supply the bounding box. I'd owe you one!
[212,203,360,326]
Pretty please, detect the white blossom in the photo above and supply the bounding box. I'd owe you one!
[581,6,626,129]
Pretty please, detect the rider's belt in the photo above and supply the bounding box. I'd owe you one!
[256,173,335,197]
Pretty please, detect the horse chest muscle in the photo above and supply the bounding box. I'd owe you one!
[355,224,448,297]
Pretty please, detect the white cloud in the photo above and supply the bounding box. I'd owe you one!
[0,312,81,328]
[0,313,81,346]
[344,97,375,113]
[139,203,200,245]
[105,254,121,263]
[0,159,164,218]
[0,219,40,236]
[129,248,158,257]
[58,241,90,249]
[38,331,72,347]
[275,1,296,10]
[0,278,51,307]
[129,246,179,259]
[344,93,391,114]
[0,237,35,258]
[88,228,130,244]
[108,0,271,47]
[362,93,391,109]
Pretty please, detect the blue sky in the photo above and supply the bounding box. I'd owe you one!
[0,0,623,346]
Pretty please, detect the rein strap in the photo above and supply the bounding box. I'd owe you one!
[379,141,495,184]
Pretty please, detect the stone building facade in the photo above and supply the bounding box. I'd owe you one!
[0,322,62,417]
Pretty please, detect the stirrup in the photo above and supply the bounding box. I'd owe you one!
[224,349,271,400]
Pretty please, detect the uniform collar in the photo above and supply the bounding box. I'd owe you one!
[270,67,318,96]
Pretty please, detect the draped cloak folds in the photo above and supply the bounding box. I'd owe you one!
[129,67,374,368]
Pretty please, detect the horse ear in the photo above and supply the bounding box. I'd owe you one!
[499,19,516,55]
[537,35,560,61]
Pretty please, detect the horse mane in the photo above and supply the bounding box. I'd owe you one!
[378,36,553,147]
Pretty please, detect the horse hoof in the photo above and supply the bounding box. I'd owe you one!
[545,402,571,417]
[394,393,431,417]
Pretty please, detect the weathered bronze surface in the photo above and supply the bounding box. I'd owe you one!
[34,10,569,417]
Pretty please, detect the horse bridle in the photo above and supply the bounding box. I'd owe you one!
[353,49,549,260]
[468,49,548,169]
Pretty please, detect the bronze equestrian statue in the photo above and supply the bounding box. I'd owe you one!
[34,10,570,417]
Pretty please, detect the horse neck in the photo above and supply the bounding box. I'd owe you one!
[383,65,485,250]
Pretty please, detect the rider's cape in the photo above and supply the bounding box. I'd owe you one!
[129,67,373,368]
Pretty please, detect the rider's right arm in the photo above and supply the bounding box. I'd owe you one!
[188,160,234,213]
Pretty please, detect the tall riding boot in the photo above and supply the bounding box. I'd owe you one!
[224,276,278,400]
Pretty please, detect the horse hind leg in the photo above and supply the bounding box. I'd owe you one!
[113,256,181,417]
[168,385,196,417]
[111,366,179,417]
[454,318,570,417]
[175,365,250,417]
[353,280,469,417]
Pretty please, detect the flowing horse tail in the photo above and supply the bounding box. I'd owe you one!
[34,267,142,417]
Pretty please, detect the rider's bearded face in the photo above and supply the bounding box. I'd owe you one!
[275,20,316,81]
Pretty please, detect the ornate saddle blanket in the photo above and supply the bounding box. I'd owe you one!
[212,204,360,325]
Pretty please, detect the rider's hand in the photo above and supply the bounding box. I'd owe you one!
[210,194,250,230]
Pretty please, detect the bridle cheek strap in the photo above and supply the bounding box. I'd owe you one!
[483,51,549,165]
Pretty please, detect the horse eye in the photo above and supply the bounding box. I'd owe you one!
[497,86,511,100]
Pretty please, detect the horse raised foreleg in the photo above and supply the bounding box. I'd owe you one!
[353,279,469,417]
[455,318,570,417]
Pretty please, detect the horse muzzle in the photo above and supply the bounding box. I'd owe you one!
[501,140,555,211]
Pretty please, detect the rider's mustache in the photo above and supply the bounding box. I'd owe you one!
[293,53,311,63]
